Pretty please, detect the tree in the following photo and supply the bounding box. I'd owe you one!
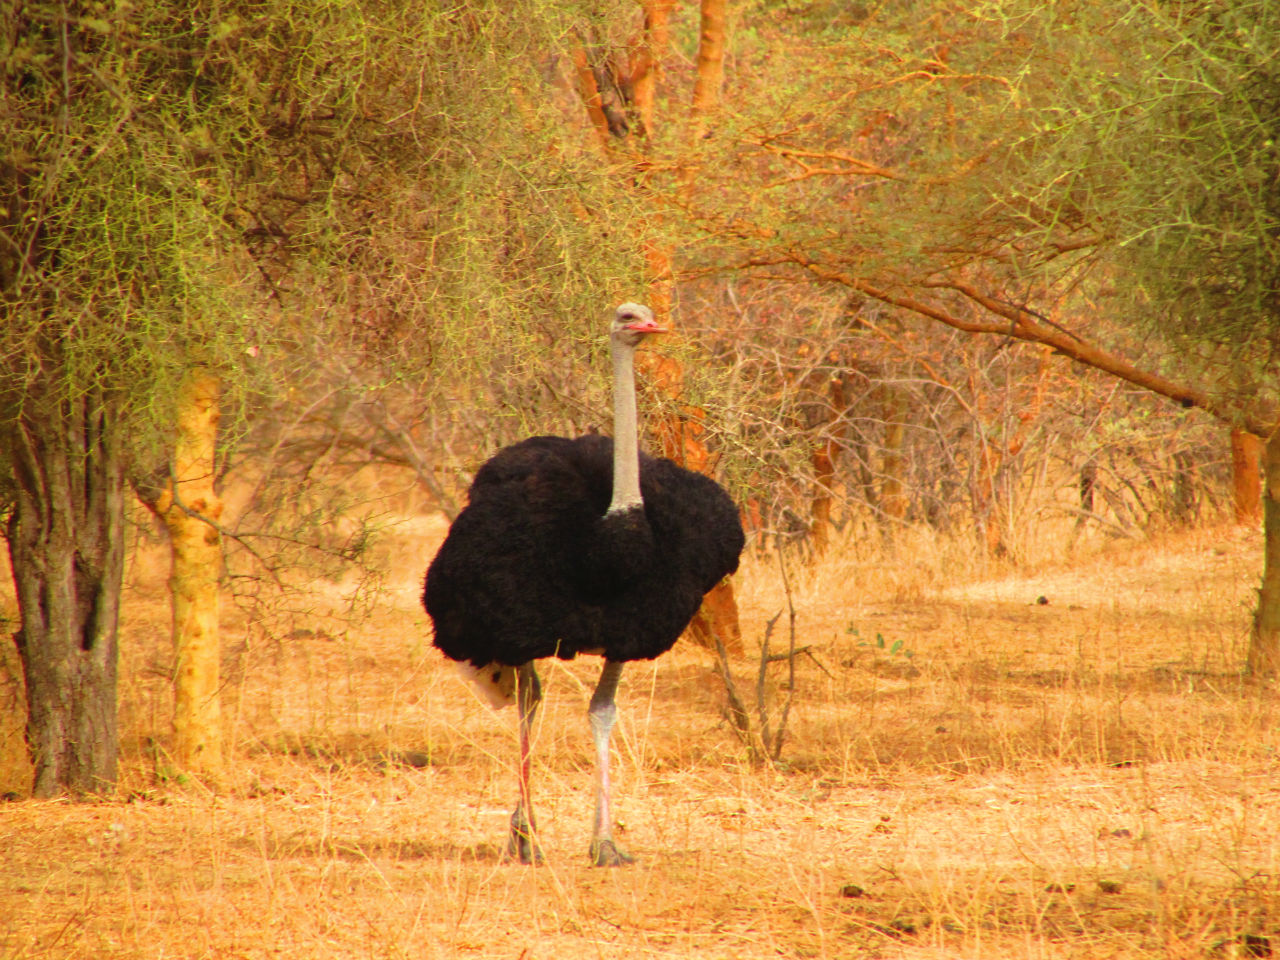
[0,0,260,793]
[2,377,126,795]
[1,0,664,794]
[659,0,1280,672]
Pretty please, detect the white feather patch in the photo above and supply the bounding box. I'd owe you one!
[457,661,517,710]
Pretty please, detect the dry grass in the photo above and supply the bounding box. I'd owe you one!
[3,517,1280,959]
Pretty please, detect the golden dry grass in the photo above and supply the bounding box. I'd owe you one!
[3,517,1280,959]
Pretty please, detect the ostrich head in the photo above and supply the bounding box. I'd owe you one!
[610,302,667,348]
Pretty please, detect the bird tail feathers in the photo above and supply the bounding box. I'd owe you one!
[457,661,517,710]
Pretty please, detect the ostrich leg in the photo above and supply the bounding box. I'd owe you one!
[507,661,543,864]
[588,659,635,866]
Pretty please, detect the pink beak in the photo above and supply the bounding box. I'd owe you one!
[625,318,669,334]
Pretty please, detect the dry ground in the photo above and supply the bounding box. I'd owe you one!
[3,517,1280,959]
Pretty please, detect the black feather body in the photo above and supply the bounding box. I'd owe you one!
[424,434,744,668]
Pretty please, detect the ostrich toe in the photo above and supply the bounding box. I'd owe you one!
[505,809,543,865]
[590,838,635,867]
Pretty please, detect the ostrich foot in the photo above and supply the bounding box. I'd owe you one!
[589,838,635,867]
[505,832,543,865]
[504,808,543,865]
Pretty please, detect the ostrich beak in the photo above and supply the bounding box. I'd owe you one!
[624,318,669,334]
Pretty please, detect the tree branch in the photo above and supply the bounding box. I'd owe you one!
[762,251,1277,437]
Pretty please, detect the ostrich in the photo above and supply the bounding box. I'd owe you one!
[424,302,744,866]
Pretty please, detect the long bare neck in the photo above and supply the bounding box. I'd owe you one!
[607,337,643,514]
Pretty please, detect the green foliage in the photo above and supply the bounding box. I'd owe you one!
[642,0,1273,543]
[1,1,293,458]
[0,0,658,487]
[991,0,1280,348]
[3,0,1246,562]
[677,0,1278,362]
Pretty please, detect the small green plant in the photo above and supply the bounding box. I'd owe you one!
[847,626,914,660]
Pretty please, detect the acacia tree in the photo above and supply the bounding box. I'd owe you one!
[2,0,665,794]
[0,0,271,793]
[877,0,1280,670]
[660,0,1280,671]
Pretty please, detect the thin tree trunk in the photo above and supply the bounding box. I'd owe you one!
[879,376,910,543]
[623,0,741,653]
[686,575,743,656]
[5,391,125,797]
[1073,458,1098,538]
[570,45,614,149]
[684,0,740,649]
[810,445,835,555]
[631,0,673,135]
[881,391,908,525]
[1249,430,1280,678]
[559,0,742,653]
[1231,429,1263,524]
[690,0,727,131]
[810,374,846,555]
[144,369,224,777]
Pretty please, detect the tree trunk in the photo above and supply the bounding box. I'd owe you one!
[150,369,224,776]
[1171,449,1199,524]
[570,45,615,148]
[810,444,835,555]
[810,374,847,555]
[1080,459,1097,514]
[690,0,727,131]
[5,393,125,797]
[631,1,675,133]
[1231,429,1263,524]
[1249,431,1280,678]
[685,575,743,656]
[622,0,740,654]
[558,0,742,655]
[0,633,33,796]
[683,0,738,649]
[881,388,908,527]
[1072,458,1098,539]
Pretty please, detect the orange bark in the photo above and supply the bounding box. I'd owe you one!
[566,0,741,653]
[1231,429,1263,524]
[571,45,613,149]
[631,0,674,135]
[643,0,741,652]
[691,0,727,128]
[686,575,743,656]
[150,368,224,778]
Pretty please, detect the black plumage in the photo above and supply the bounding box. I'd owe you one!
[426,433,743,668]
